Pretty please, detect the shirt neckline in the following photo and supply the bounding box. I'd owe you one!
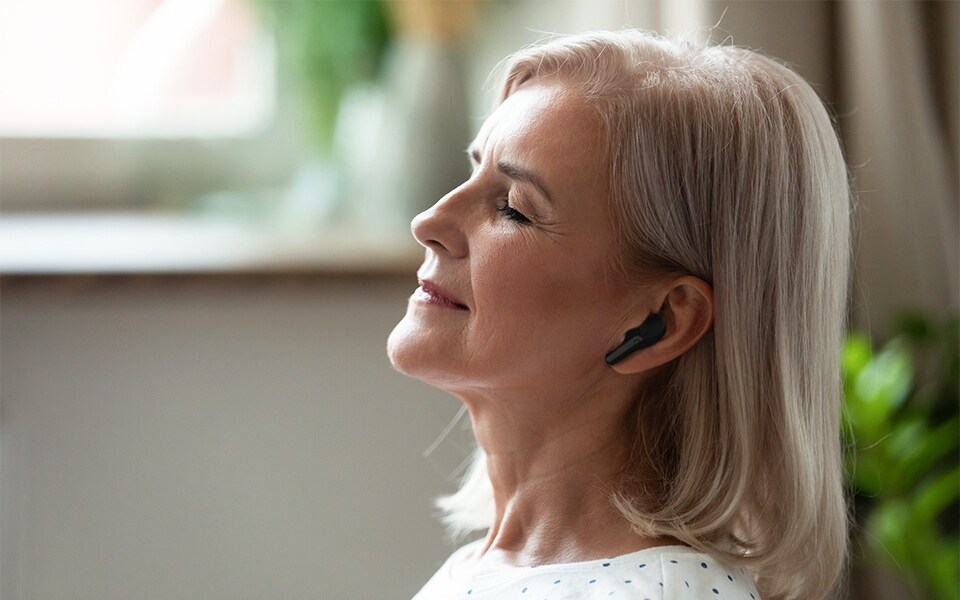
[450,539,702,580]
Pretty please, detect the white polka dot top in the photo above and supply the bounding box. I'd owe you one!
[413,539,762,600]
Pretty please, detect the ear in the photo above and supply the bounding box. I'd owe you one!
[608,275,714,376]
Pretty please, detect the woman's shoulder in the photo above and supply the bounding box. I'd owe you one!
[415,540,761,600]
[654,547,760,599]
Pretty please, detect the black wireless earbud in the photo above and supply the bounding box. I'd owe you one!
[604,313,667,366]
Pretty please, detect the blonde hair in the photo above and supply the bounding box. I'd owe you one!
[437,30,855,600]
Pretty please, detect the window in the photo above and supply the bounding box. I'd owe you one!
[0,0,273,137]
[0,0,299,214]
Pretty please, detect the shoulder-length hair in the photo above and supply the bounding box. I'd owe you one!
[436,29,856,600]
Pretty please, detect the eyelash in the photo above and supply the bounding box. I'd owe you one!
[496,195,532,225]
[497,200,532,225]
[468,163,532,226]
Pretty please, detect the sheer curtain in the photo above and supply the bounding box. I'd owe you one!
[838,0,959,341]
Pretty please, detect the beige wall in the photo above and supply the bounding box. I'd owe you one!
[1,276,470,599]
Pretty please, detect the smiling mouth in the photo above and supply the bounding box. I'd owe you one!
[413,281,470,311]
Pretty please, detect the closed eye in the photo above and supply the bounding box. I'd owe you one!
[496,196,532,225]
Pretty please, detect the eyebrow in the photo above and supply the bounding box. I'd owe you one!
[467,145,554,205]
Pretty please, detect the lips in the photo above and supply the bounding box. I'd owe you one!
[418,278,468,310]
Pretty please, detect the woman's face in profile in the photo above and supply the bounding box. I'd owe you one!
[388,81,637,398]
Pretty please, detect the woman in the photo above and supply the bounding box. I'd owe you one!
[387,29,853,600]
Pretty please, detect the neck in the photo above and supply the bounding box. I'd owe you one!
[451,375,679,568]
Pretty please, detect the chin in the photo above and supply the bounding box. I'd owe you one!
[386,316,434,378]
[386,318,410,371]
[386,317,461,385]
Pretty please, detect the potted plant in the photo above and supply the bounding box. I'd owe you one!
[251,0,392,149]
[841,311,959,600]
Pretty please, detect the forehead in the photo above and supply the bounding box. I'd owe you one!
[472,82,607,201]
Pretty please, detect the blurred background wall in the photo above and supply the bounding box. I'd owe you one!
[1,1,957,599]
[2,276,460,599]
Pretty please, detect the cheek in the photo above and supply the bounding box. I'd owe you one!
[474,238,606,333]
[477,243,542,310]
[473,231,605,310]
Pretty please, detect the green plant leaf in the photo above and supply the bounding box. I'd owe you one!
[851,448,885,496]
[891,416,960,490]
[913,466,960,526]
[867,499,912,566]
[251,0,391,146]
[842,332,873,379]
[850,337,914,442]
[845,312,960,600]
[928,540,959,600]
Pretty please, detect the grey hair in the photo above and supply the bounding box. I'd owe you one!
[436,29,856,600]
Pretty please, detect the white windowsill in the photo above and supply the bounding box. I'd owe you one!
[0,213,422,276]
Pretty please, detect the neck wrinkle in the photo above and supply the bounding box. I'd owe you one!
[448,367,670,568]
[472,413,640,567]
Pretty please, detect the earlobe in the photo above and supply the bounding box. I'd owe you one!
[605,276,714,375]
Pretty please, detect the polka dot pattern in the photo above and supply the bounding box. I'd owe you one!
[412,541,763,599]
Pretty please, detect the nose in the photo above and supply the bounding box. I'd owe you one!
[410,185,469,258]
